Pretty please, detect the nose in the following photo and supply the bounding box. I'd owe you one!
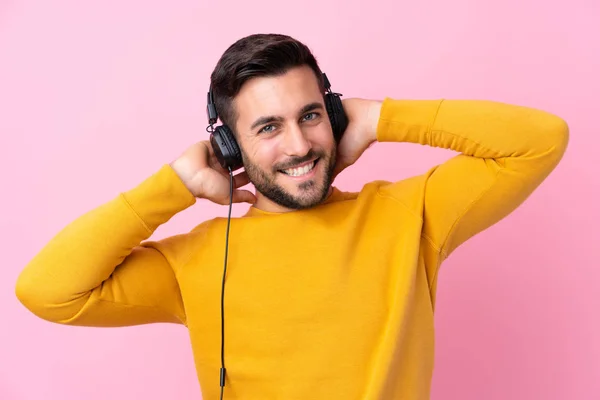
[282,122,311,157]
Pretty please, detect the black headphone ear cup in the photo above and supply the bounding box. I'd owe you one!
[210,125,244,171]
[325,93,349,143]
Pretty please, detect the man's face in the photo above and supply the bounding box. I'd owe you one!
[233,66,336,211]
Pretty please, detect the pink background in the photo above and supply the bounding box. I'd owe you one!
[1,1,598,399]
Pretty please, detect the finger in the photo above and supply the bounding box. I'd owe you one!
[233,170,251,188]
[332,162,345,180]
[333,164,341,178]
[232,189,256,204]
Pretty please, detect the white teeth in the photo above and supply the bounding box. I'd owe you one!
[282,161,315,177]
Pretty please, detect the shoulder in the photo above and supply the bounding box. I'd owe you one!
[141,218,221,272]
[375,173,429,201]
[347,171,434,218]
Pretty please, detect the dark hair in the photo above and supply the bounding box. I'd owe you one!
[209,33,325,133]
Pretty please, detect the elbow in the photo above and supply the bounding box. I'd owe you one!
[540,113,570,166]
[15,270,69,323]
[15,271,50,321]
[551,116,570,155]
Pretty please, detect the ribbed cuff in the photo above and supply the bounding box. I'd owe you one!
[121,164,197,232]
[376,98,444,144]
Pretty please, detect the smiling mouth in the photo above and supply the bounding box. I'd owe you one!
[279,159,318,177]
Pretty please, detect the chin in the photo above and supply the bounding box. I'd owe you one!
[277,163,332,208]
[248,155,335,210]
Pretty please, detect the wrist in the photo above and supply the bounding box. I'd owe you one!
[366,100,383,144]
[169,158,198,197]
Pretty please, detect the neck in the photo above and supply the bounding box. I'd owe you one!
[252,186,334,213]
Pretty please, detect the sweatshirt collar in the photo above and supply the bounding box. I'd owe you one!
[243,186,348,217]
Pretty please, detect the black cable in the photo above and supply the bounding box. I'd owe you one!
[220,166,234,400]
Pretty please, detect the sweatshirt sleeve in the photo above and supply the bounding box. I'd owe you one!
[15,164,197,327]
[376,98,569,260]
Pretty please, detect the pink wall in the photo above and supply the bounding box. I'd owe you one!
[1,1,598,399]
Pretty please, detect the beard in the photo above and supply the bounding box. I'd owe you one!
[241,146,336,210]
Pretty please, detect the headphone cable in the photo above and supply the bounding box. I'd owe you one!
[220,166,234,400]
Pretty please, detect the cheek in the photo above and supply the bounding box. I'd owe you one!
[310,125,335,149]
[250,141,280,168]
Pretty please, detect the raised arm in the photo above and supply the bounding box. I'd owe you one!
[15,140,256,327]
[376,98,569,259]
[15,165,197,326]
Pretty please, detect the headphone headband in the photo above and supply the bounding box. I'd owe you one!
[206,88,218,125]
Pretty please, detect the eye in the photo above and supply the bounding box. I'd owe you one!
[258,124,275,134]
[302,112,319,122]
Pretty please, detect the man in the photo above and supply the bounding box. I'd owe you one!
[15,33,569,399]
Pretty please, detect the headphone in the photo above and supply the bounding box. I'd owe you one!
[206,72,349,171]
[205,72,348,399]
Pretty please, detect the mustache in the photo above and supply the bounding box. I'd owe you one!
[274,149,322,171]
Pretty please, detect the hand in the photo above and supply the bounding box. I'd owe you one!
[169,141,256,205]
[333,98,383,178]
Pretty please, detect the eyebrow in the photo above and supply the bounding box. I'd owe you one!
[249,102,324,131]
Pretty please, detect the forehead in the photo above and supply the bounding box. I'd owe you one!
[233,66,323,129]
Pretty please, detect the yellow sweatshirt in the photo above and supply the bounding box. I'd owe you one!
[15,98,569,400]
